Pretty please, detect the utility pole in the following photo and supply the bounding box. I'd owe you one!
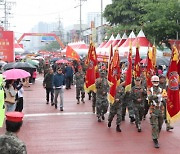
[79,0,87,41]
[100,0,103,43]
[0,0,15,30]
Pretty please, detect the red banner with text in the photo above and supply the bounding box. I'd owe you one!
[0,31,14,62]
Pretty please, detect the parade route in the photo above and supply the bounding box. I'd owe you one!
[1,74,180,154]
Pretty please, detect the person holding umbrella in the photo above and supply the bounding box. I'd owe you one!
[4,80,17,112]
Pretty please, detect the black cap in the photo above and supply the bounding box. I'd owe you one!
[135,77,141,81]
[159,74,166,79]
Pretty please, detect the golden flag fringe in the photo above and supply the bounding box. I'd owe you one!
[125,41,132,92]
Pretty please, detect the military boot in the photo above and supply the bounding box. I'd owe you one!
[166,123,174,131]
[137,124,141,132]
[101,115,105,120]
[81,99,85,103]
[116,125,121,132]
[130,116,135,123]
[92,107,95,113]
[98,117,101,122]
[153,139,159,148]
[108,121,111,128]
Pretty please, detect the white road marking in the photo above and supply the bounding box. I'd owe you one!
[25,112,95,117]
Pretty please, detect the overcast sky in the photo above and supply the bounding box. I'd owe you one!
[9,0,112,36]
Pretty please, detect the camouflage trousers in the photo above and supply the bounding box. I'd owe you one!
[96,96,108,118]
[122,100,134,118]
[150,109,164,140]
[76,87,85,100]
[108,102,122,125]
[134,103,144,125]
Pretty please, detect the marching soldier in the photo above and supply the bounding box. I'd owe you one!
[131,77,147,132]
[159,74,174,131]
[95,69,109,122]
[108,85,125,132]
[74,66,85,104]
[147,75,164,148]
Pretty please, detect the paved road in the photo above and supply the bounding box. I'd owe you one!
[1,74,180,154]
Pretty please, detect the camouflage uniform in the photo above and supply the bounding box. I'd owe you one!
[131,85,147,131]
[148,86,164,143]
[122,90,135,122]
[108,85,125,131]
[0,131,27,154]
[74,70,85,103]
[95,75,109,122]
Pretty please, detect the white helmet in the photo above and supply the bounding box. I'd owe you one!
[151,75,159,82]
[151,75,159,86]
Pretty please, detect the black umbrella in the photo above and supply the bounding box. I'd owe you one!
[3,62,36,70]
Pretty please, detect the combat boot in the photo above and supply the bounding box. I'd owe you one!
[108,121,111,128]
[77,99,80,104]
[153,139,159,148]
[137,124,141,132]
[122,116,125,121]
[92,107,95,113]
[101,115,105,120]
[116,125,121,132]
[81,99,85,103]
[98,117,101,122]
[166,123,174,131]
[130,116,135,123]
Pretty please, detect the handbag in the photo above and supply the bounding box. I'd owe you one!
[5,90,15,104]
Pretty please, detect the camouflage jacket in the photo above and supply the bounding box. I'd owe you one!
[131,85,147,104]
[0,131,27,154]
[114,85,125,104]
[95,77,109,97]
[74,71,85,88]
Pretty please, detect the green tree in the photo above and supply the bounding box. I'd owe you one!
[103,0,180,46]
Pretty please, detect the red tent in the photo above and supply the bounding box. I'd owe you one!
[132,29,152,47]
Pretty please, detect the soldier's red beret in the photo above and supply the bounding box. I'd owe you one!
[6,112,24,122]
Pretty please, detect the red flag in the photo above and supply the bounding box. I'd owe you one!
[84,43,99,93]
[146,47,154,88]
[125,42,132,92]
[107,44,113,85]
[167,46,180,122]
[66,46,80,61]
[134,44,141,78]
[108,49,121,104]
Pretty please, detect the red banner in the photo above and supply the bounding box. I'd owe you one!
[84,43,99,93]
[66,45,80,61]
[167,46,180,122]
[134,45,141,78]
[108,49,120,104]
[125,43,132,92]
[0,31,14,62]
[146,48,154,88]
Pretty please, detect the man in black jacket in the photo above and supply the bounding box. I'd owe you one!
[43,68,54,105]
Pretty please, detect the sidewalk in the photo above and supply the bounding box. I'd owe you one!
[1,74,180,154]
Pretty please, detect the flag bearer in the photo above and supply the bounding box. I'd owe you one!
[95,69,109,122]
[107,85,125,132]
[131,77,147,132]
